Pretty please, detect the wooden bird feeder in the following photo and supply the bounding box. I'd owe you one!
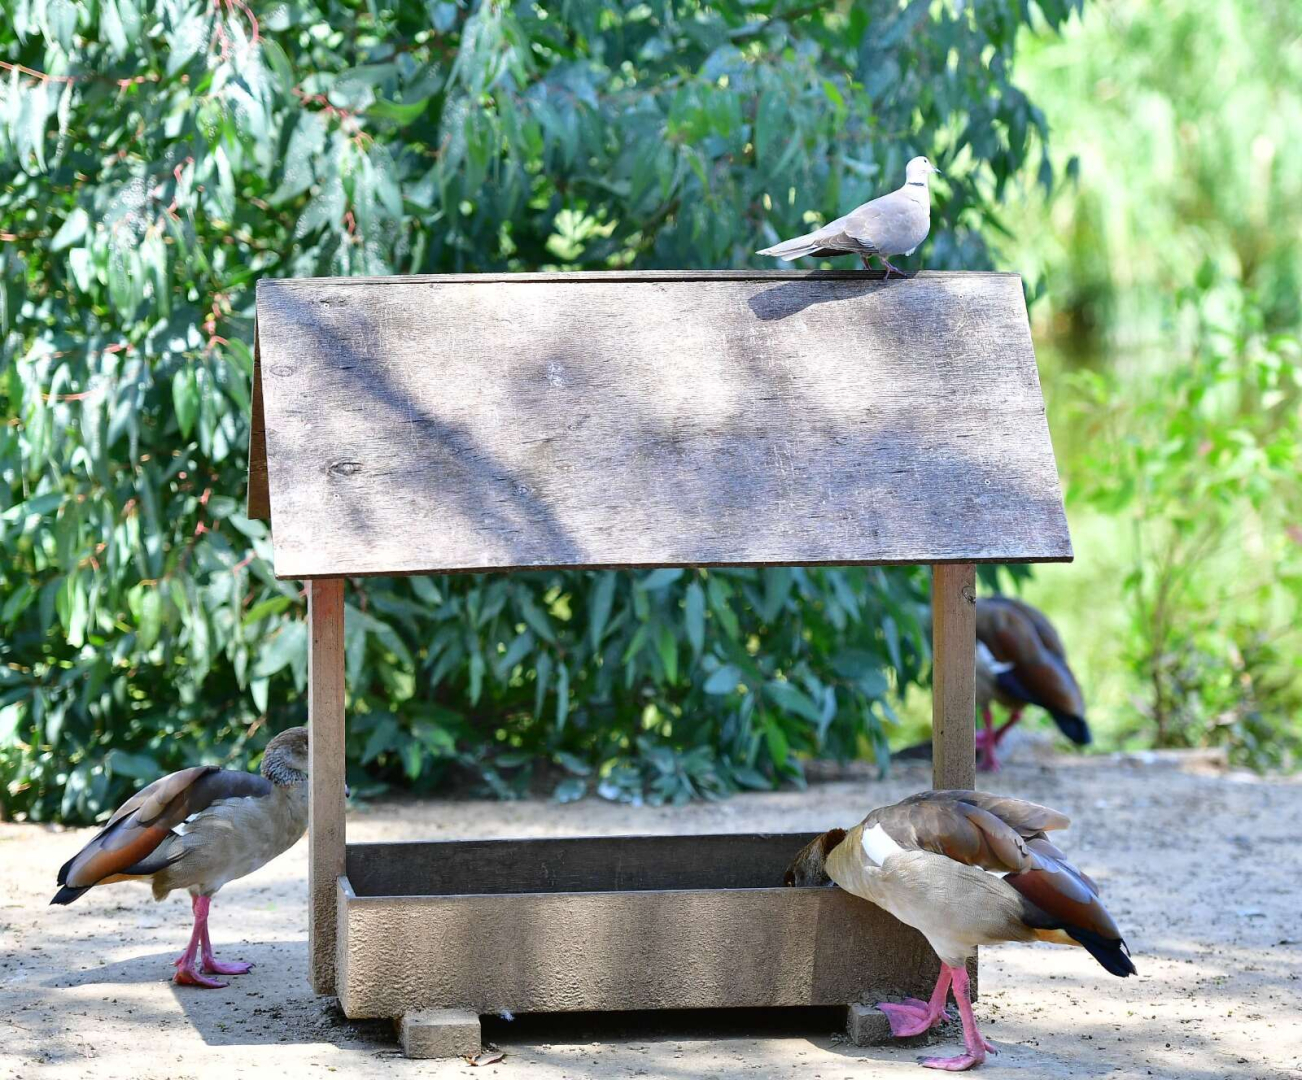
[245,270,1071,1056]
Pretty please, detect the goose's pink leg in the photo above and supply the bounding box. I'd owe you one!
[173,897,228,988]
[197,896,253,975]
[878,966,954,1036]
[976,706,1001,772]
[173,895,248,987]
[920,964,996,1071]
[993,707,1023,745]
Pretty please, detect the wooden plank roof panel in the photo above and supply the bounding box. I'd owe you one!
[251,271,1071,578]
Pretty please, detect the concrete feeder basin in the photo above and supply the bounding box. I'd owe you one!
[335,831,941,1044]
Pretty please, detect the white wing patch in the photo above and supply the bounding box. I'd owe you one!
[861,823,906,866]
[977,640,1014,674]
[176,796,259,836]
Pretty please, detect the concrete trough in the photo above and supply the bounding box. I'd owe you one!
[334,832,941,1053]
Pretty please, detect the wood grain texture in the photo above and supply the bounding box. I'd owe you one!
[931,562,977,791]
[335,852,941,1020]
[308,578,346,995]
[246,318,271,520]
[254,271,1071,578]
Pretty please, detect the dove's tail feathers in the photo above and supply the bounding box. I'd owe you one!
[755,231,831,261]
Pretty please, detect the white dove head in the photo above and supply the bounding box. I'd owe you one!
[905,156,941,183]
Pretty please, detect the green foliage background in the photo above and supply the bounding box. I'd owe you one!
[1004,0,1302,767]
[0,0,1078,821]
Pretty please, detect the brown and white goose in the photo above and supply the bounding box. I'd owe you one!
[976,597,1089,772]
[51,726,315,988]
[787,790,1134,1071]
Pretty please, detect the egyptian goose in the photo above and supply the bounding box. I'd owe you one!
[975,597,1089,771]
[786,790,1134,1071]
[51,726,315,988]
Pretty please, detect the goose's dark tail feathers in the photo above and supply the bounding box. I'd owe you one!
[1050,710,1092,746]
[1067,926,1137,977]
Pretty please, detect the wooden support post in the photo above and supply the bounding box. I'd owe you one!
[308,578,346,995]
[931,563,976,792]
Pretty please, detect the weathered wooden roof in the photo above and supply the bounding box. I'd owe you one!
[247,270,1071,579]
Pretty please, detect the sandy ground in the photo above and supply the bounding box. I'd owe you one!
[2,737,1299,1080]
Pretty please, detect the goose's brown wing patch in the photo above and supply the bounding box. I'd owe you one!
[943,790,1071,836]
[101,766,215,829]
[58,767,273,890]
[1005,838,1123,942]
[1000,596,1069,660]
[976,599,1084,718]
[863,791,1064,873]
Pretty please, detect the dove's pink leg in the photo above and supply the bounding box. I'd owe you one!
[919,964,997,1072]
[877,965,954,1036]
[881,257,906,278]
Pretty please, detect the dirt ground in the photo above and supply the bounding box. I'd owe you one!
[2,736,1299,1080]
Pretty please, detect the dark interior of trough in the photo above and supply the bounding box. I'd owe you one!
[479,1005,848,1043]
[345,832,823,897]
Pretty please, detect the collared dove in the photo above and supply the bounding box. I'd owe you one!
[50,727,330,988]
[786,790,1134,1071]
[756,156,940,277]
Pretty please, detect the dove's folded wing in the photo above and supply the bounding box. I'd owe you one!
[842,197,904,254]
[784,220,876,260]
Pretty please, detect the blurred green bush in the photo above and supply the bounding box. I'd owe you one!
[1008,0,1302,769]
[0,0,1077,821]
[1012,0,1302,344]
[1067,273,1301,768]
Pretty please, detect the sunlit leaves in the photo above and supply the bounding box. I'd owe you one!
[172,368,199,439]
[588,571,618,652]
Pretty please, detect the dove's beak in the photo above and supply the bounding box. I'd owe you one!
[932,164,943,176]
